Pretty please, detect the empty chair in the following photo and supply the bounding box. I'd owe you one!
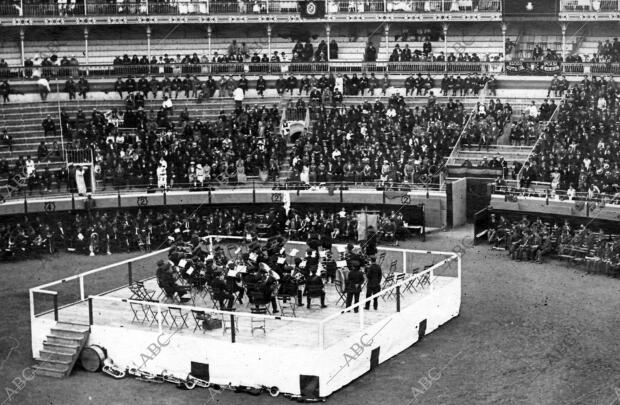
[250,307,268,335]
[168,306,189,329]
[130,302,146,323]
[191,310,210,333]
[334,279,346,306]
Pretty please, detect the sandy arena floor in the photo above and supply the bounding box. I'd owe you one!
[0,224,619,405]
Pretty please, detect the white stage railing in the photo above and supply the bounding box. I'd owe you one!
[30,235,460,350]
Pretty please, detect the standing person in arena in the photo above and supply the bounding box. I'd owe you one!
[345,265,365,313]
[364,256,382,310]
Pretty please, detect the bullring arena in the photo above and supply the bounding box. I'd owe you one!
[1,0,620,403]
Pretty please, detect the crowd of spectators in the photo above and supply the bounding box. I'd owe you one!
[67,101,287,189]
[522,74,620,195]
[287,94,463,186]
[594,38,620,63]
[22,55,81,79]
[486,214,620,276]
[0,206,409,261]
[461,98,511,150]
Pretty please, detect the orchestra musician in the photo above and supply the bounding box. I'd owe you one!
[363,226,378,257]
[305,270,327,309]
[292,257,307,306]
[345,265,365,313]
[225,263,245,304]
[212,271,235,310]
[364,256,383,310]
[156,259,190,303]
[258,267,279,314]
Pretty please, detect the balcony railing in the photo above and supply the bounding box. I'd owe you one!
[5,61,620,80]
[560,0,620,12]
[0,61,505,81]
[0,0,501,17]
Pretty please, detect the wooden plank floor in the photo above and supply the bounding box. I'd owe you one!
[43,276,457,350]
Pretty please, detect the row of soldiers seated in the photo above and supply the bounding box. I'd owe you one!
[486,214,620,276]
[156,231,385,314]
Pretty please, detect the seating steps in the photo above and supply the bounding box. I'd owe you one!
[33,322,90,378]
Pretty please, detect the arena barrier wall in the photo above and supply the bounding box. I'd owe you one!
[490,194,620,223]
[2,188,448,228]
[30,238,461,399]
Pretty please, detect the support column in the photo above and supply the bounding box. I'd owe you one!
[19,28,25,67]
[442,23,448,56]
[501,22,507,59]
[443,23,448,71]
[561,23,567,62]
[146,25,152,62]
[326,24,330,62]
[207,25,212,57]
[84,27,89,66]
[267,24,272,56]
[267,24,271,56]
[384,23,389,59]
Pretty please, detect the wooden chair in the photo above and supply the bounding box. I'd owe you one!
[388,259,398,274]
[276,294,297,317]
[334,280,347,306]
[221,310,239,335]
[404,267,421,293]
[130,302,146,323]
[168,306,189,329]
[306,284,325,309]
[144,301,170,327]
[191,310,209,333]
[377,251,386,266]
[381,273,395,301]
[250,307,268,335]
[248,291,271,314]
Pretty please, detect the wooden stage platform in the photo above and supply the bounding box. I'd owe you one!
[31,242,461,399]
[44,275,456,349]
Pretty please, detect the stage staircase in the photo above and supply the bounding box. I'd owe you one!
[33,322,90,378]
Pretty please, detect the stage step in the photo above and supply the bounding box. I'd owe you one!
[35,323,90,379]
[42,341,80,354]
[33,364,71,378]
[46,334,84,345]
[38,349,77,363]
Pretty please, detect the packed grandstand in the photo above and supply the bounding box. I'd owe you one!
[1,1,620,403]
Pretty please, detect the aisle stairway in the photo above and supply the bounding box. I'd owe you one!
[33,322,90,378]
[447,145,533,177]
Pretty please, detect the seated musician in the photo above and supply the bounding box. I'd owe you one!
[212,271,235,310]
[225,263,245,304]
[292,258,307,306]
[156,259,190,302]
[324,251,337,284]
[278,266,299,302]
[192,238,210,259]
[258,268,279,314]
[305,269,327,309]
